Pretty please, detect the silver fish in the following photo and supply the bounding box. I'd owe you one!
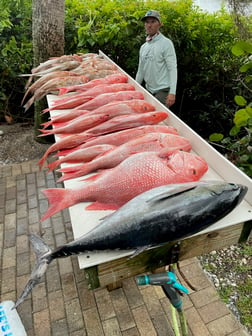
[13,181,247,309]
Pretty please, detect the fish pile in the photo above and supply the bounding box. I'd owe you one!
[13,181,248,308]
[21,53,121,111]
[23,53,209,220]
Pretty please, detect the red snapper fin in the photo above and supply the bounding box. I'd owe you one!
[85,202,120,211]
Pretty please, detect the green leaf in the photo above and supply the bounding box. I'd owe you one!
[234,95,247,107]
[209,133,224,142]
[229,125,240,136]
[240,61,252,73]
[231,41,252,56]
[233,109,249,127]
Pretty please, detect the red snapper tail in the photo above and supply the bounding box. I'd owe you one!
[40,188,77,221]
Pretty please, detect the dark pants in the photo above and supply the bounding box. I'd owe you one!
[153,88,170,106]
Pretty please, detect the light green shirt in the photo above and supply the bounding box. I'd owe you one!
[135,33,177,95]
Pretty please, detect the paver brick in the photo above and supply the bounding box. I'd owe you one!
[207,314,241,335]
[185,306,211,336]
[61,272,78,301]
[110,287,135,331]
[102,317,122,336]
[198,299,230,323]
[65,297,84,333]
[131,305,157,336]
[122,278,144,309]
[83,306,104,336]
[33,308,51,336]
[189,285,219,308]
[2,246,16,268]
[77,280,96,311]
[51,319,69,336]
[4,228,16,247]
[46,264,62,293]
[122,327,140,336]
[95,287,116,321]
[48,290,66,321]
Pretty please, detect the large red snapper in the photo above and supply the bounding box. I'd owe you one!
[83,111,169,136]
[39,108,165,137]
[42,100,155,130]
[70,90,145,111]
[37,111,168,168]
[43,86,136,112]
[55,124,179,157]
[57,133,192,181]
[43,90,144,113]
[46,144,117,172]
[38,113,112,136]
[58,73,128,95]
[40,150,208,220]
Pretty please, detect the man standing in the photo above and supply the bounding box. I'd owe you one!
[135,10,177,108]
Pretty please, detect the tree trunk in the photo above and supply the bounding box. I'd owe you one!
[32,0,65,142]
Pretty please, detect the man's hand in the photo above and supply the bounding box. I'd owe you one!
[166,93,176,107]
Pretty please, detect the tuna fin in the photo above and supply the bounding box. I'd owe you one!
[13,234,52,309]
[129,245,151,259]
[146,183,203,204]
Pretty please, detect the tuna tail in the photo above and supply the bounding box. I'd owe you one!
[13,234,52,309]
[40,188,77,221]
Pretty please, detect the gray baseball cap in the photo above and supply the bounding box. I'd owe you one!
[141,10,161,23]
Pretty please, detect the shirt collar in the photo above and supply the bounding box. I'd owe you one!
[146,32,159,42]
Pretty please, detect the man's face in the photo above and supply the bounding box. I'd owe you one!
[144,18,161,36]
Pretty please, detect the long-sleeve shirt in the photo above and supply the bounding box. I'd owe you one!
[135,33,177,95]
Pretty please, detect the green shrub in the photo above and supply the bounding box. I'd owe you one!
[209,41,252,177]
[0,0,33,121]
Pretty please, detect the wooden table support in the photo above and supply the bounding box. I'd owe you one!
[84,220,251,290]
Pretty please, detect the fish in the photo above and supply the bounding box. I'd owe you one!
[39,109,166,137]
[41,100,155,129]
[23,75,90,112]
[37,111,169,168]
[22,54,83,78]
[58,73,128,95]
[21,70,81,106]
[22,60,82,78]
[46,144,117,172]
[38,113,112,137]
[55,125,179,157]
[82,111,169,137]
[43,83,136,112]
[13,181,247,309]
[57,133,192,181]
[40,150,208,219]
[42,90,144,113]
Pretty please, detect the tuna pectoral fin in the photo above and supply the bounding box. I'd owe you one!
[146,182,204,204]
[13,234,52,309]
[129,245,152,259]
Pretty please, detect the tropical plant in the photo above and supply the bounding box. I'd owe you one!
[209,41,252,177]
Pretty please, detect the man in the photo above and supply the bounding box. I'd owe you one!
[135,10,177,107]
